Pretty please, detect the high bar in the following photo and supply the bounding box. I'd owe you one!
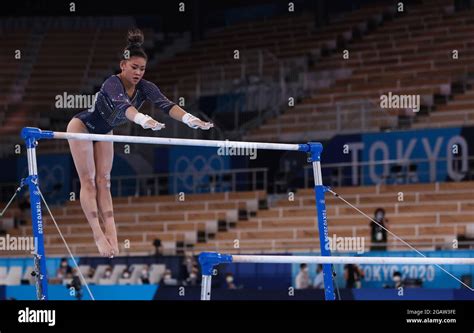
[21,127,314,152]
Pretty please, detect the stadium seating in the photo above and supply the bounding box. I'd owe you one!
[1,182,472,257]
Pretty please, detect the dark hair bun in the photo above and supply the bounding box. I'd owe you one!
[127,29,144,47]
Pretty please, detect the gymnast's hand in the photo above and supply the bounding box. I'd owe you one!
[182,113,214,130]
[133,112,166,131]
[144,118,166,131]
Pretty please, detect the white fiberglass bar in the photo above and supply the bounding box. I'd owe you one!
[198,252,474,300]
[51,131,306,152]
[231,255,474,265]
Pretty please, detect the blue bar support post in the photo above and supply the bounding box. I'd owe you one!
[308,142,336,301]
[21,128,48,300]
[198,252,232,300]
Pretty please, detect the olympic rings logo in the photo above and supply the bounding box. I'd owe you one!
[173,154,225,191]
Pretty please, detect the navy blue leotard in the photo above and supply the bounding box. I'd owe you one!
[74,75,176,134]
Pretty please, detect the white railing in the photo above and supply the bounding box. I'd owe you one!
[304,156,474,187]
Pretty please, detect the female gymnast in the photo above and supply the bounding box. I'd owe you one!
[66,29,213,257]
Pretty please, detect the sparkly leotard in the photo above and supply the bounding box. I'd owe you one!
[74,75,175,134]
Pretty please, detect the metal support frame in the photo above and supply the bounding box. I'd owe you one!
[21,129,48,300]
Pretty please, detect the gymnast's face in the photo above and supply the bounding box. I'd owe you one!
[120,56,147,86]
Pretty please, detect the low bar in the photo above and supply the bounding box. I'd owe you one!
[230,255,474,265]
[198,252,474,300]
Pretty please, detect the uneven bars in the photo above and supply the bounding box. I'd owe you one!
[20,127,312,152]
[21,127,328,300]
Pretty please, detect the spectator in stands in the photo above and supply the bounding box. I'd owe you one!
[225,272,237,290]
[121,267,131,279]
[392,271,403,289]
[66,268,83,300]
[185,264,199,286]
[56,258,72,279]
[295,263,311,289]
[313,264,324,289]
[344,264,364,289]
[370,208,389,251]
[183,255,196,276]
[140,265,150,284]
[160,269,177,286]
[86,267,95,279]
[103,266,112,279]
[66,28,213,258]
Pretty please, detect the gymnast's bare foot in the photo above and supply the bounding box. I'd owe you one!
[103,222,119,255]
[105,234,119,255]
[94,232,115,258]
